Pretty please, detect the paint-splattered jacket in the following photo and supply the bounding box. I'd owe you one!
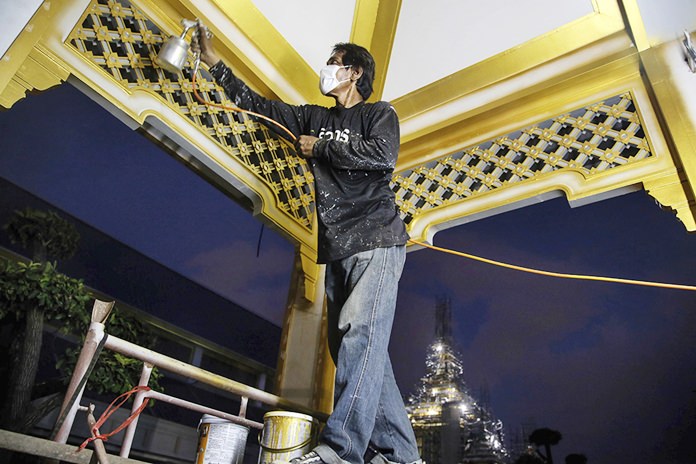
[210,62,409,264]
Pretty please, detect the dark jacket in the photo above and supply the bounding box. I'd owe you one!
[210,62,408,263]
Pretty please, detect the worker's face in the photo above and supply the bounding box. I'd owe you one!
[321,51,355,96]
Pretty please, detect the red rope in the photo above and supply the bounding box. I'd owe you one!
[77,385,152,451]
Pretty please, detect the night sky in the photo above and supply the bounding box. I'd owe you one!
[1,83,695,464]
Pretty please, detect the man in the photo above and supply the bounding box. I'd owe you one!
[194,29,421,464]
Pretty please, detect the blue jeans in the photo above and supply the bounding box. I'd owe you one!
[315,246,421,464]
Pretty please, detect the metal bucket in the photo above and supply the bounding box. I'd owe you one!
[196,414,249,464]
[257,411,316,464]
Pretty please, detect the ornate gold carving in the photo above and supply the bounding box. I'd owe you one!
[644,174,696,231]
[0,46,70,108]
[0,0,67,109]
[392,93,654,226]
[66,0,315,231]
[61,0,687,248]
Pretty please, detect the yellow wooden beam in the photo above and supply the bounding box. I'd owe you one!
[275,250,326,406]
[350,0,402,102]
[350,0,380,47]
[639,43,696,227]
[393,0,626,136]
[397,48,639,170]
[619,0,651,51]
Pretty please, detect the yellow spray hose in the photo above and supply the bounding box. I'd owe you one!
[408,239,696,292]
[188,61,695,293]
[192,57,297,143]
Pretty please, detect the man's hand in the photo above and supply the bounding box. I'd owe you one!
[295,135,319,158]
[191,24,219,67]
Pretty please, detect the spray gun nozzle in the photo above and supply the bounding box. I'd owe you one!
[178,19,196,39]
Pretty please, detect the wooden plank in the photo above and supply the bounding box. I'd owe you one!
[0,430,150,464]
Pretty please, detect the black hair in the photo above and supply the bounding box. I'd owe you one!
[332,42,375,100]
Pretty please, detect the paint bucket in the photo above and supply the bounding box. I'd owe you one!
[257,411,317,464]
[196,414,249,464]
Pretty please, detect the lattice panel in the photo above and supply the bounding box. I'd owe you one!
[392,93,654,225]
[66,0,315,230]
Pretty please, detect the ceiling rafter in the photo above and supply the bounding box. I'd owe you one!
[198,0,323,104]
[350,0,402,102]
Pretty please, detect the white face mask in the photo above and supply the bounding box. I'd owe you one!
[319,64,351,95]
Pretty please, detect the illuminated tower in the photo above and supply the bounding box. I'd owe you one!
[406,297,508,464]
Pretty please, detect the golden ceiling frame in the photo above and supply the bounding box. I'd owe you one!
[1,0,695,302]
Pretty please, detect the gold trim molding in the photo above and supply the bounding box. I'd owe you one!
[0,45,69,108]
[0,2,68,108]
[394,89,680,240]
[2,0,695,284]
[63,0,316,234]
[644,174,696,231]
